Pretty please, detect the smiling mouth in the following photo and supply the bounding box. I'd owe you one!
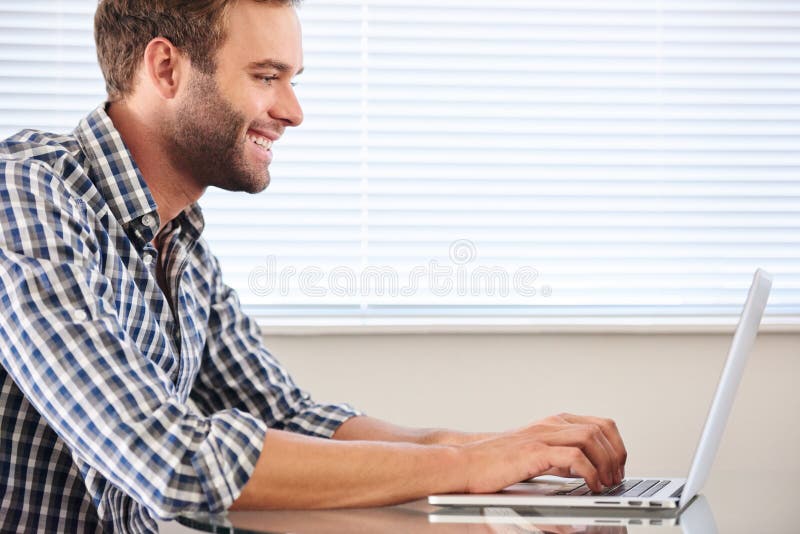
[246,132,273,150]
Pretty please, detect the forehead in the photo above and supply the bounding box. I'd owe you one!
[219,1,303,72]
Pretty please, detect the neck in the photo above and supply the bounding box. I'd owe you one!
[107,100,205,242]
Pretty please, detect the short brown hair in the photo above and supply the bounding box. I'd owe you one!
[94,0,299,101]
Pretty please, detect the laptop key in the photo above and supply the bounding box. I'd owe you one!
[624,479,660,497]
[604,479,643,496]
[640,480,670,498]
[567,484,593,496]
[564,483,585,495]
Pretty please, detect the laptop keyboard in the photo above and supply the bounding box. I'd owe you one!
[552,479,676,498]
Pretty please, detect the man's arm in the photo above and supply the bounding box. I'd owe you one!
[331,414,627,465]
[230,429,463,509]
[231,413,627,509]
[331,415,495,446]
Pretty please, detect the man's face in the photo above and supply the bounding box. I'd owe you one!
[166,1,304,194]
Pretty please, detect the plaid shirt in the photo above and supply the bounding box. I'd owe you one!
[0,105,360,533]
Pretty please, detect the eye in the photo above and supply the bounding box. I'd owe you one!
[261,75,279,86]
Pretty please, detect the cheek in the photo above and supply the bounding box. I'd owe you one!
[234,92,271,127]
[240,82,274,113]
[249,91,273,116]
[218,75,257,111]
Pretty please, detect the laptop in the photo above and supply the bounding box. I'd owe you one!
[429,268,772,512]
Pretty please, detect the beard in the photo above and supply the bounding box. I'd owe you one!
[165,70,271,194]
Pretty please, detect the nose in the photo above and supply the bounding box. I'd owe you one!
[269,82,304,127]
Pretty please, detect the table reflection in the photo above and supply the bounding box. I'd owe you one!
[177,494,714,534]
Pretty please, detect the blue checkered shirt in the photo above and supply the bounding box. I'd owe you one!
[0,105,361,533]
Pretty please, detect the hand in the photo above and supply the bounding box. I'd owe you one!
[458,413,627,494]
[533,413,627,483]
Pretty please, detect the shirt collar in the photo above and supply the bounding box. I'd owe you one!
[73,104,204,248]
[170,202,206,246]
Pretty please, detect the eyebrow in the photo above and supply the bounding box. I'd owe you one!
[248,59,304,76]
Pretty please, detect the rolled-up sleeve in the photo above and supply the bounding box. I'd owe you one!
[191,252,362,439]
[0,160,265,518]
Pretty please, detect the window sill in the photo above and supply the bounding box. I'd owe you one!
[255,316,800,336]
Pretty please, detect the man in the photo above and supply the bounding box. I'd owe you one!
[0,1,627,532]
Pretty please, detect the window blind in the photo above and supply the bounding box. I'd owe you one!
[1,0,798,327]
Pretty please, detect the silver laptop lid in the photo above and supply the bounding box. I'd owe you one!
[680,268,772,508]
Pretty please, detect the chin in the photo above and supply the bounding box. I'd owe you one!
[241,174,271,194]
[253,172,271,192]
[249,181,270,194]
[213,170,270,194]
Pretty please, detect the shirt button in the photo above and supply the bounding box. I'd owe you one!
[142,253,154,266]
[141,214,156,229]
[73,310,88,321]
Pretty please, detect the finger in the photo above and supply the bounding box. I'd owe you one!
[544,446,601,492]
[586,427,620,485]
[542,424,617,487]
[557,413,627,480]
[520,421,614,486]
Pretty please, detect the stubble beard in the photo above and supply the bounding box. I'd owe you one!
[166,70,270,195]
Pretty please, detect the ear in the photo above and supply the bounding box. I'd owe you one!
[142,37,187,100]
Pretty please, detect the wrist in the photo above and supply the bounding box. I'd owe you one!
[427,429,499,446]
[434,443,470,494]
[420,429,474,446]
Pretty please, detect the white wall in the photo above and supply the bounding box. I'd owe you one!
[267,332,799,476]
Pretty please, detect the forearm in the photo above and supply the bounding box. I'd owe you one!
[231,412,629,509]
[331,415,497,446]
[230,427,465,510]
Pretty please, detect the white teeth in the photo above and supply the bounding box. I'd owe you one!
[247,134,273,150]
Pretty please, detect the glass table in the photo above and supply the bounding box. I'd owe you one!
[177,469,793,533]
